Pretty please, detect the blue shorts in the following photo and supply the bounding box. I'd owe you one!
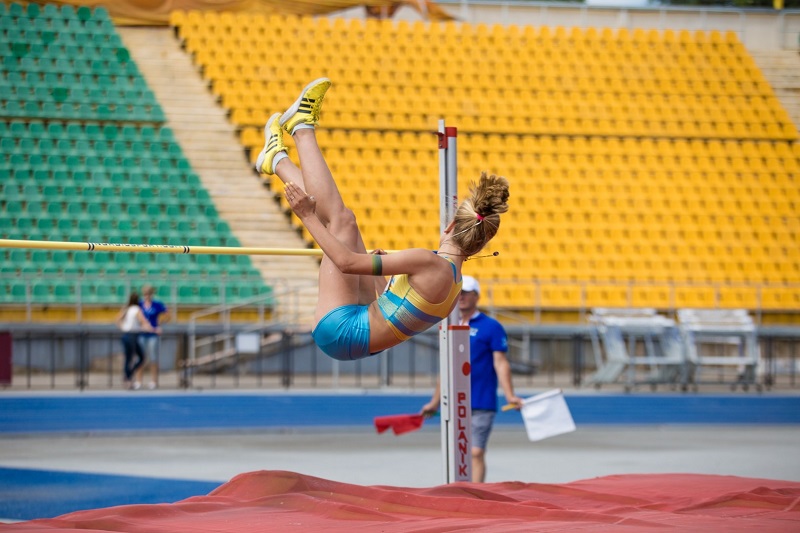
[312,305,374,361]
[138,334,159,362]
[471,409,496,450]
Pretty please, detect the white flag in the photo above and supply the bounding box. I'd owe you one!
[520,389,576,442]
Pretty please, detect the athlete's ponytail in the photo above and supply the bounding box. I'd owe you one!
[451,172,509,257]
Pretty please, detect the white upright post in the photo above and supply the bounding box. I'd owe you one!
[438,120,472,483]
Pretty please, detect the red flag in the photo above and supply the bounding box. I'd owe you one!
[374,414,425,435]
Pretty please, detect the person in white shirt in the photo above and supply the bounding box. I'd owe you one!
[116,292,153,390]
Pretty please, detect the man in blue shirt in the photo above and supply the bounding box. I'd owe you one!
[422,276,523,482]
[136,284,170,390]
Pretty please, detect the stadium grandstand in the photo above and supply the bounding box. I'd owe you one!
[0,2,271,323]
[0,0,799,391]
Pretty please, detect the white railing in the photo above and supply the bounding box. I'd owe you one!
[480,279,800,328]
[419,1,800,50]
[185,279,315,376]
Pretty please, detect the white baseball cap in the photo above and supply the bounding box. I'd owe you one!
[461,275,480,294]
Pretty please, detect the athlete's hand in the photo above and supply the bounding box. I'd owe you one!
[284,182,316,219]
[370,249,387,255]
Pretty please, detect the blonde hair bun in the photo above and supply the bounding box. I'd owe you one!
[451,172,509,257]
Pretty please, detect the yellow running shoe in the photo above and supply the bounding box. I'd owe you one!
[255,112,286,175]
[279,77,331,135]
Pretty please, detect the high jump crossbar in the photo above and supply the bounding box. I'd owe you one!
[0,239,393,257]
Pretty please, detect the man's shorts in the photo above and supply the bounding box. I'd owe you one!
[312,304,373,361]
[471,409,497,450]
[138,334,159,362]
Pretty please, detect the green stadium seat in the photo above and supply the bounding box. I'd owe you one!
[60,4,77,19]
[77,282,95,303]
[0,183,20,201]
[197,285,219,303]
[123,261,144,276]
[26,201,44,216]
[30,250,50,264]
[0,282,17,304]
[31,283,52,302]
[83,123,101,139]
[37,138,55,154]
[10,283,28,301]
[85,203,103,218]
[8,249,29,266]
[46,122,63,137]
[0,219,14,238]
[76,6,92,21]
[4,201,24,217]
[152,283,172,300]
[9,121,27,136]
[49,251,68,264]
[94,103,115,122]
[234,283,256,300]
[125,204,144,218]
[19,137,36,154]
[101,124,118,140]
[0,138,15,153]
[178,285,197,303]
[28,120,45,136]
[35,218,55,235]
[8,3,24,17]
[76,218,95,236]
[116,218,135,234]
[44,193,62,209]
[93,283,116,303]
[53,283,75,302]
[42,3,59,18]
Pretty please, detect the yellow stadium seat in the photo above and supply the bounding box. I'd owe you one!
[539,284,582,308]
[761,287,800,310]
[630,286,671,308]
[584,285,630,308]
[490,282,536,308]
[673,287,717,308]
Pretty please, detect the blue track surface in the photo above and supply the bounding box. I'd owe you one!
[1,392,799,434]
[0,467,220,521]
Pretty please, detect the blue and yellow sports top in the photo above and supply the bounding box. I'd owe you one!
[376,258,462,341]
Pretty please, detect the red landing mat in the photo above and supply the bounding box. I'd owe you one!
[4,470,799,532]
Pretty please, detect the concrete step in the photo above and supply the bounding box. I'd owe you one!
[234,234,307,247]
[171,138,244,149]
[751,49,800,128]
[162,105,226,114]
[765,74,800,83]
[162,130,241,142]
[251,258,318,270]
[219,216,291,227]
[198,190,273,198]
[177,148,245,159]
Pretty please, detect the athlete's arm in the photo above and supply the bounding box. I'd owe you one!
[285,182,438,277]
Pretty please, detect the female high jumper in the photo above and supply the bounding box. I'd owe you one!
[256,78,509,361]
